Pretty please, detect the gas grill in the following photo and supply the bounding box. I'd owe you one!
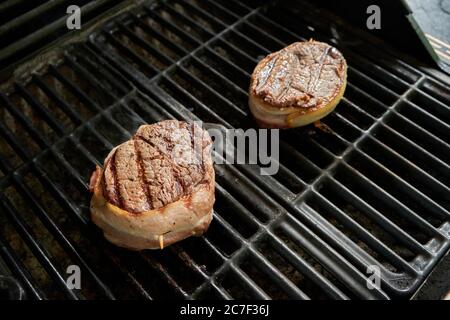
[0,0,449,300]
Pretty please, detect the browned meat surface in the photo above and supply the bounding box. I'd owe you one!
[89,120,215,250]
[248,40,347,128]
[250,40,346,109]
[102,121,208,213]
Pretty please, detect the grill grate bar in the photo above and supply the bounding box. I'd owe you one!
[346,150,449,230]
[169,246,210,281]
[14,83,66,135]
[240,19,287,50]
[200,0,240,22]
[265,230,350,300]
[4,114,110,191]
[231,264,271,299]
[297,200,411,277]
[218,0,252,12]
[199,233,228,261]
[211,37,256,67]
[49,66,103,114]
[309,102,450,226]
[257,75,445,293]
[64,53,132,109]
[175,0,275,60]
[416,88,450,114]
[12,174,116,299]
[340,51,410,92]
[170,0,226,29]
[399,99,450,140]
[162,75,232,125]
[203,45,253,82]
[348,68,399,101]
[388,107,450,156]
[330,108,368,134]
[103,30,163,75]
[66,47,131,95]
[0,121,32,161]
[311,188,424,273]
[341,97,378,122]
[247,246,311,299]
[32,143,155,298]
[363,134,450,195]
[152,3,214,39]
[191,55,248,97]
[277,217,389,299]
[140,7,201,46]
[139,253,190,299]
[173,236,235,300]
[0,109,81,186]
[337,161,443,244]
[31,162,154,299]
[378,118,449,177]
[0,192,80,300]
[0,0,127,74]
[292,77,421,201]
[159,1,262,65]
[190,163,376,299]
[0,0,69,42]
[0,148,13,173]
[215,183,264,230]
[343,81,387,115]
[32,75,83,125]
[0,92,50,148]
[208,212,313,299]
[117,21,178,64]
[92,3,262,90]
[327,176,435,257]
[141,7,255,80]
[0,232,43,299]
[209,282,233,300]
[62,61,134,139]
[176,67,246,117]
[210,211,244,249]
[104,28,171,74]
[123,15,189,58]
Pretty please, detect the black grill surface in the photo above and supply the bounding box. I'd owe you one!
[0,0,130,78]
[0,0,449,300]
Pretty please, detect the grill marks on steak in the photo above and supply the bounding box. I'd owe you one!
[250,41,346,109]
[102,121,210,213]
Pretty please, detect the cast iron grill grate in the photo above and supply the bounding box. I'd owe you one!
[0,0,129,78]
[0,0,449,300]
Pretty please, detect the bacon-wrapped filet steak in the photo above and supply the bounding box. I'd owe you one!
[249,40,347,128]
[89,120,215,250]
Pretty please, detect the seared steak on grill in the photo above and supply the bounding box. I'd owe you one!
[89,120,215,250]
[249,40,347,128]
